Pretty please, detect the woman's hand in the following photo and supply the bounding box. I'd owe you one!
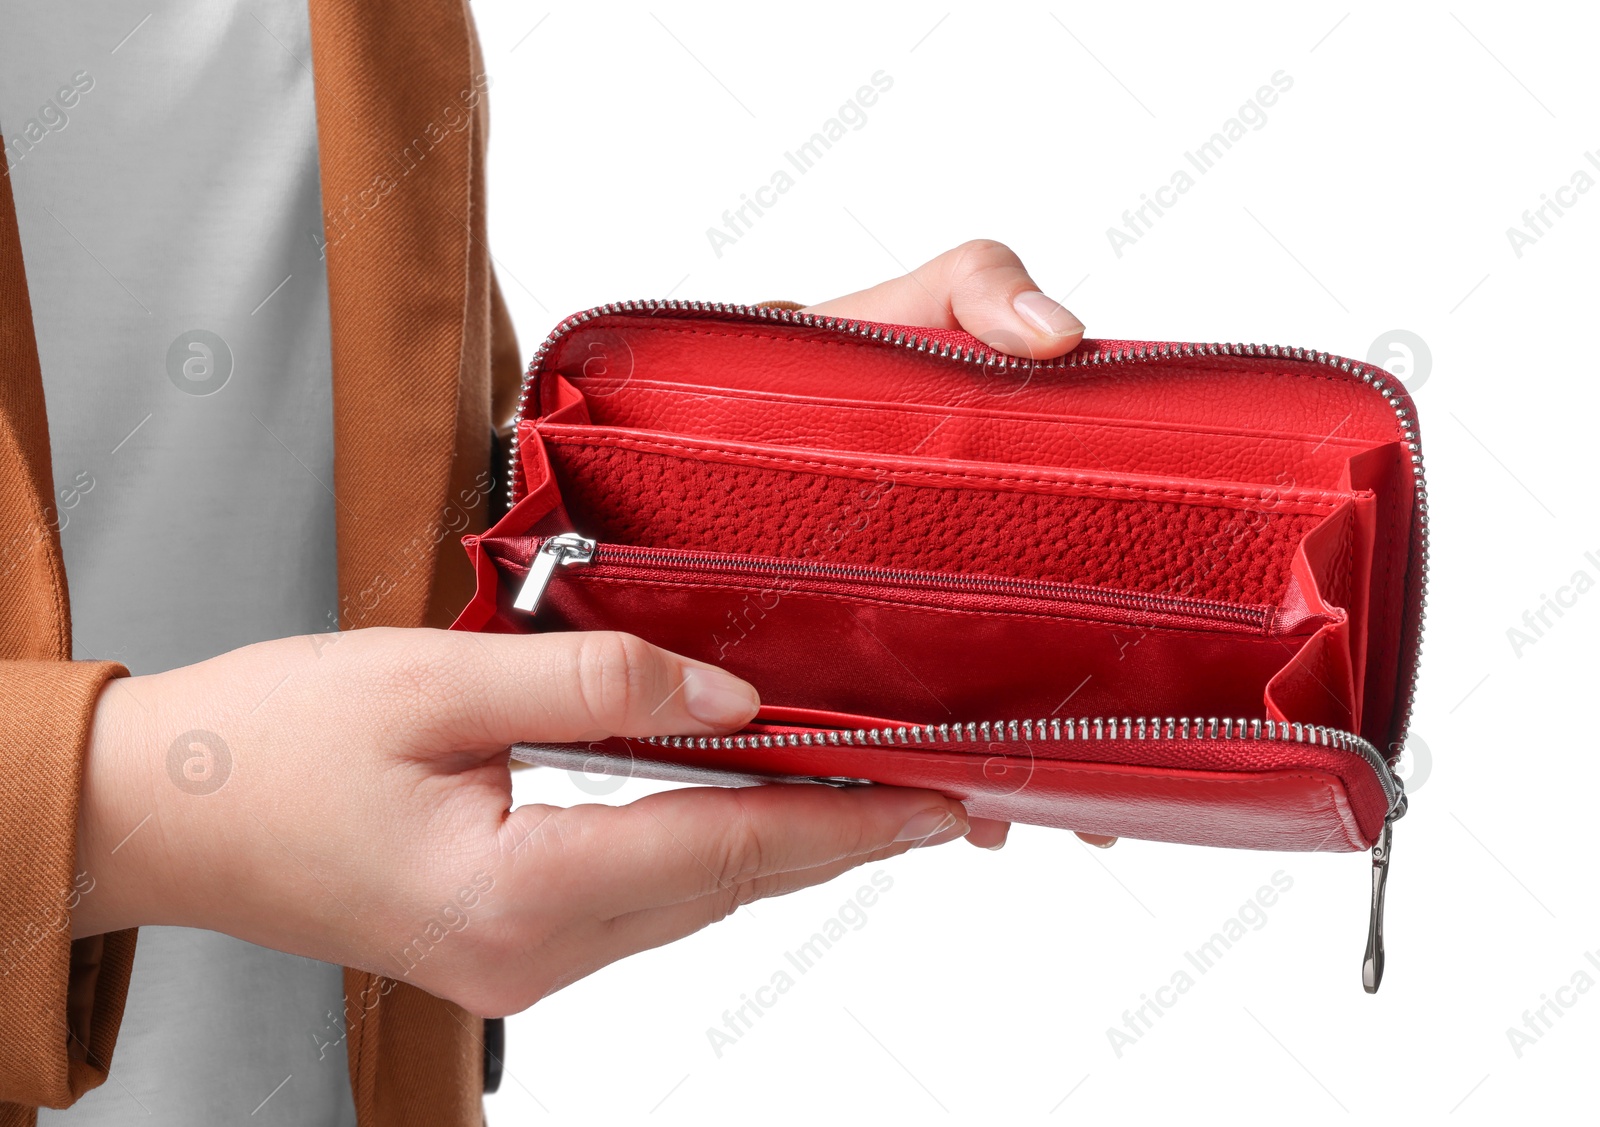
[802,238,1086,359]
[74,628,976,1017]
[71,238,1090,1018]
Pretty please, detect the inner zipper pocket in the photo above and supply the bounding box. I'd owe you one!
[509,532,1304,635]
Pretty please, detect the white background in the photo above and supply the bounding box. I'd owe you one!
[473,2,1597,1122]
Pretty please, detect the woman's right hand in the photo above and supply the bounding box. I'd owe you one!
[72,627,981,1015]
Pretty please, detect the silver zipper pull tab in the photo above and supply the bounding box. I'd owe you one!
[512,533,596,613]
[1361,817,1394,993]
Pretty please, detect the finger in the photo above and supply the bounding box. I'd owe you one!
[966,817,1010,850]
[1076,832,1118,848]
[431,629,761,748]
[506,782,969,917]
[802,239,1085,359]
[590,841,913,966]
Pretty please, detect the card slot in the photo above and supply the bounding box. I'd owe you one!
[536,423,1355,607]
[558,374,1380,489]
[1262,493,1376,735]
[538,318,1406,454]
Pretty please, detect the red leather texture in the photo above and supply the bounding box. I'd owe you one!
[539,427,1340,604]
[454,308,1425,854]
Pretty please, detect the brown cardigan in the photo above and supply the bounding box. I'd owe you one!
[0,2,522,1121]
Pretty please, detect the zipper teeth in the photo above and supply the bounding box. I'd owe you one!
[642,715,1404,816]
[509,299,1429,754]
[586,544,1271,630]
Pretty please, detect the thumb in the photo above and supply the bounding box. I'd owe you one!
[802,239,1085,359]
[934,239,1085,359]
[451,630,760,747]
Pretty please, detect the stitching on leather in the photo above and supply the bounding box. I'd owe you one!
[555,322,1408,443]
[583,379,1379,455]
[541,431,1347,512]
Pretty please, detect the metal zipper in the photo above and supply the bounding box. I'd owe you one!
[511,533,1276,631]
[642,714,1404,816]
[507,302,1428,992]
[1363,818,1394,993]
[511,532,596,612]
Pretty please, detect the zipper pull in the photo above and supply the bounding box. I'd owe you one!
[1361,816,1395,993]
[512,533,596,614]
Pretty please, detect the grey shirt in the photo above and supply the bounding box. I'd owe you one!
[3,2,355,1122]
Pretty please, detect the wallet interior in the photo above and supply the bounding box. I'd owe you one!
[484,316,1417,755]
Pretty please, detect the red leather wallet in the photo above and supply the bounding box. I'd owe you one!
[453,301,1427,991]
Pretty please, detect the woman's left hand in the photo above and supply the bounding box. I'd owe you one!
[802,238,1086,360]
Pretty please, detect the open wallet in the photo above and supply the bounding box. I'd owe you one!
[452,300,1428,992]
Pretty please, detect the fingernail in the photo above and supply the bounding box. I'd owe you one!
[1080,833,1118,849]
[895,808,969,847]
[1013,290,1085,338]
[681,667,759,728]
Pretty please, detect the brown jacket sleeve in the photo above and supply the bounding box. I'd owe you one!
[0,661,136,1112]
[1,128,138,1118]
